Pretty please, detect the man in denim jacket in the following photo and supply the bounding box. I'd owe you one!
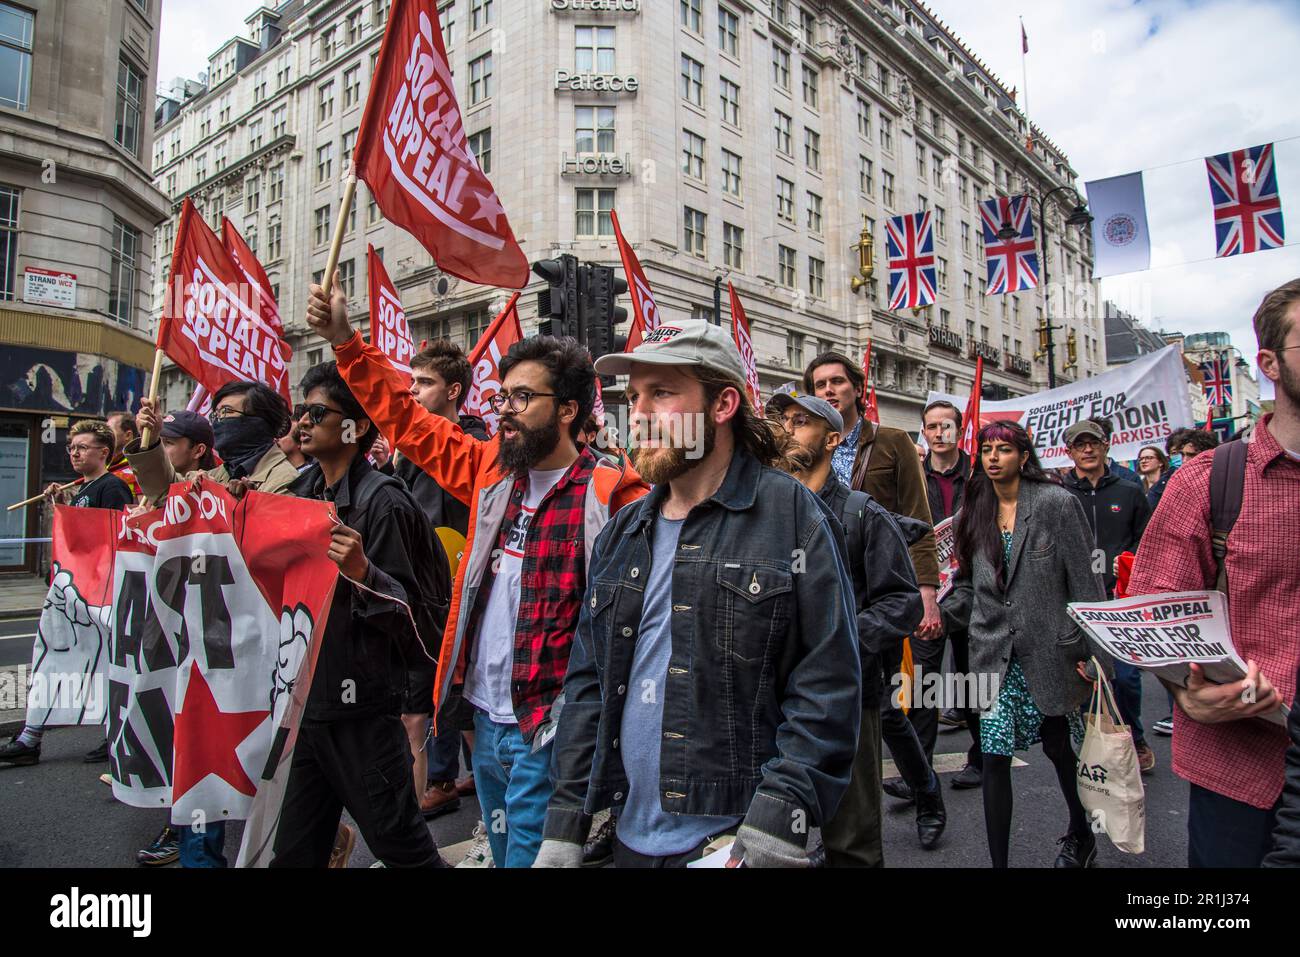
[534,322,861,868]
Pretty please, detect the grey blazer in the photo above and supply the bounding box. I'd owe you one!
[942,479,1109,717]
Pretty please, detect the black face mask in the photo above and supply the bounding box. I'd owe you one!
[213,416,274,476]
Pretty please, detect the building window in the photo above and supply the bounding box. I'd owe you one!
[266,219,281,260]
[801,64,818,108]
[268,164,284,203]
[719,77,740,126]
[314,206,330,245]
[316,143,334,183]
[440,3,455,48]
[218,93,231,126]
[959,174,968,204]
[470,0,493,31]
[576,188,615,238]
[681,129,705,180]
[114,58,144,155]
[253,68,267,103]
[778,245,796,288]
[195,153,208,181]
[916,143,927,180]
[680,54,704,106]
[575,25,614,72]
[776,177,794,222]
[932,154,945,188]
[723,222,744,269]
[804,128,820,171]
[345,8,362,45]
[0,1,32,110]
[575,106,615,153]
[772,44,790,90]
[248,118,264,152]
[877,62,890,95]
[343,64,361,109]
[199,108,211,138]
[961,220,970,254]
[338,259,356,299]
[773,110,791,155]
[276,52,291,88]
[881,169,895,207]
[721,149,742,197]
[931,108,944,139]
[245,223,258,256]
[321,27,336,62]
[342,128,358,168]
[799,8,815,43]
[680,0,702,34]
[785,329,804,368]
[805,191,823,233]
[368,191,380,224]
[859,156,873,196]
[964,271,972,302]
[214,141,228,172]
[879,113,893,151]
[108,218,138,325]
[468,128,492,173]
[318,81,335,123]
[271,105,287,138]
[0,185,16,300]
[246,175,260,212]
[718,5,740,56]
[856,97,871,138]
[469,53,493,104]
[937,256,948,292]
[683,207,706,257]
[808,256,824,298]
[935,205,946,240]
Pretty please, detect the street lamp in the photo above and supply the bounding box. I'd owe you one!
[850,216,874,291]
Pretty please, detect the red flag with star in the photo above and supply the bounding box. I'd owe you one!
[354,0,528,288]
[728,283,762,408]
[367,245,417,380]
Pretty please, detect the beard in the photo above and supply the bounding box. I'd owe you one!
[1277,351,1300,408]
[630,415,717,486]
[494,410,562,478]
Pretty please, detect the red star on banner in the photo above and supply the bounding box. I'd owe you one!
[172,662,268,801]
[1141,609,1154,621]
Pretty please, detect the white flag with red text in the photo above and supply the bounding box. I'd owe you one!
[367,246,417,380]
[611,210,662,352]
[461,293,522,436]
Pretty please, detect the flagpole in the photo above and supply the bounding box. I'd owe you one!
[1020,16,1030,139]
[139,344,166,449]
[323,166,359,294]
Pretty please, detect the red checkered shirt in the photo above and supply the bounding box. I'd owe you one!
[1128,414,1300,808]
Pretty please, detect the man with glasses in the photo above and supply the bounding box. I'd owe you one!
[304,277,648,867]
[1062,419,1154,772]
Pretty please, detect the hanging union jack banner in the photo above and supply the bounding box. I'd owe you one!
[886,212,937,310]
[1205,143,1285,258]
[1200,355,1233,407]
[979,195,1040,294]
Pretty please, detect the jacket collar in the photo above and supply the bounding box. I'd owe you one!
[626,448,762,534]
[815,471,845,505]
[924,450,968,478]
[293,452,373,507]
[1064,465,1114,491]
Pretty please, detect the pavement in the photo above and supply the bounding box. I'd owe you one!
[0,616,39,736]
[0,574,46,620]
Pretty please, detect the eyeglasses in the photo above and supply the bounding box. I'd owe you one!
[66,443,103,455]
[781,412,814,431]
[209,406,251,423]
[301,403,348,425]
[488,390,559,415]
[1070,438,1103,451]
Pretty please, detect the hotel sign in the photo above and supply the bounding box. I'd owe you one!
[929,326,963,354]
[554,70,640,93]
[561,152,633,177]
[551,0,640,10]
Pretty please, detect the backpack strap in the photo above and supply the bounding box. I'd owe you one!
[840,489,870,565]
[1208,439,1248,595]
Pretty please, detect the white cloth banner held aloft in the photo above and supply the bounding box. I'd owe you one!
[1085,171,1152,277]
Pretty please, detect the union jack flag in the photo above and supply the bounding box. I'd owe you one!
[1205,143,1285,258]
[979,195,1040,294]
[887,212,937,310]
[1200,356,1233,407]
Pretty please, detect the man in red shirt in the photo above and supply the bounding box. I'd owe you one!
[1128,279,1300,867]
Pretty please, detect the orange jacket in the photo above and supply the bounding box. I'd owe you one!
[333,331,649,724]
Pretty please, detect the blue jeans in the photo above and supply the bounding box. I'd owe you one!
[180,820,227,868]
[471,711,554,868]
[1111,661,1146,746]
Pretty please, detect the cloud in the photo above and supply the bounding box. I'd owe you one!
[156,0,265,89]
[928,0,1300,365]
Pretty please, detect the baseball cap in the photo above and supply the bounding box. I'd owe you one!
[1064,419,1107,446]
[161,409,215,446]
[767,386,844,434]
[592,321,746,385]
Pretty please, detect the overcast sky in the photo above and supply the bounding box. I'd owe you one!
[157,0,1299,366]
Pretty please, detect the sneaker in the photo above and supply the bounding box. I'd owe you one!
[454,773,476,797]
[0,736,40,766]
[582,811,615,867]
[951,763,982,790]
[419,781,462,818]
[83,740,109,763]
[454,821,494,868]
[328,823,356,869]
[1054,830,1098,868]
[882,778,914,804]
[1152,716,1174,736]
[136,825,180,866]
[938,707,967,730]
[1135,741,1156,774]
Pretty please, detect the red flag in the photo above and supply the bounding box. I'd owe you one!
[958,356,984,461]
[1203,415,1215,432]
[611,209,663,351]
[158,199,292,405]
[221,218,285,339]
[461,292,523,435]
[354,0,527,289]
[591,386,606,427]
[862,341,879,424]
[727,283,762,408]
[1021,20,1029,54]
[366,246,417,380]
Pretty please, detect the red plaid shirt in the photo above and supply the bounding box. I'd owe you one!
[1128,415,1300,808]
[463,449,595,739]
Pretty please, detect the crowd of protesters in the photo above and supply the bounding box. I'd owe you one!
[2,277,1298,870]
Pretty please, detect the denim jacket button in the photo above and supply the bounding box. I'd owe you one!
[621,627,633,637]
[617,684,627,695]
[612,738,619,749]
[630,567,639,578]
[613,792,623,801]
[590,596,597,608]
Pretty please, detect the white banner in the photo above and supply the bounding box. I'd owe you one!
[925,344,1193,468]
[935,517,956,601]
[1085,172,1152,277]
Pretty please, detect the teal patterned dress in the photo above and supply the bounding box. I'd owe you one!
[978,531,1085,756]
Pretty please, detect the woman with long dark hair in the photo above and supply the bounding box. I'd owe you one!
[1136,445,1171,510]
[943,420,1109,868]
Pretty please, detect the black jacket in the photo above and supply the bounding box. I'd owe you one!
[544,448,862,849]
[393,414,488,536]
[817,474,924,707]
[1262,671,1300,866]
[290,455,451,721]
[923,450,970,525]
[1061,467,1152,595]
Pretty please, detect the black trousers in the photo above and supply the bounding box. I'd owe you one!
[884,635,946,761]
[822,706,884,867]
[1188,784,1280,868]
[947,626,983,770]
[612,832,731,868]
[271,712,441,868]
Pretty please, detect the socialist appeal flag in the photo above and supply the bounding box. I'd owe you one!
[222,217,285,338]
[461,292,523,435]
[728,283,762,408]
[1085,172,1152,277]
[158,198,292,404]
[958,356,984,461]
[355,0,528,288]
[367,245,417,378]
[611,209,662,352]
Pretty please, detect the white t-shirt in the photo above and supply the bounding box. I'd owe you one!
[463,465,569,725]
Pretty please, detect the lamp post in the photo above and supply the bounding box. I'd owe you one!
[998,185,1092,389]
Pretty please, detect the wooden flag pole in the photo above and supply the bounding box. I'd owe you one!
[7,459,133,512]
[322,168,359,295]
[138,346,166,449]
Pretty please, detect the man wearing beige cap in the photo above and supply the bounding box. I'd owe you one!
[534,322,862,868]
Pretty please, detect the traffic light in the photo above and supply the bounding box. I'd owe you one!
[532,254,582,339]
[584,263,629,385]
